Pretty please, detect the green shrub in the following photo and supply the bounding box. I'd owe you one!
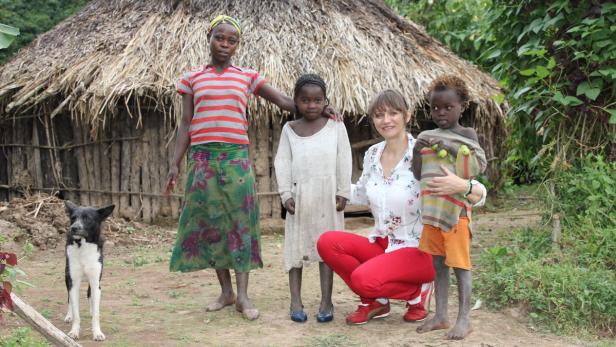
[478,247,616,335]
[477,157,616,337]
[554,155,616,269]
[554,155,616,229]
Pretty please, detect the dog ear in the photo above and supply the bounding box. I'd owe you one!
[97,205,115,220]
[65,201,77,215]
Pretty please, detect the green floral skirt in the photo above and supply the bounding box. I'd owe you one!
[169,143,262,272]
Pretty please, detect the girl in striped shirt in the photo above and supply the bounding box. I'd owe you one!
[165,15,335,321]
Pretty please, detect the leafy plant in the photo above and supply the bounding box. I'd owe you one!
[0,239,34,321]
[386,0,493,62]
[0,327,51,347]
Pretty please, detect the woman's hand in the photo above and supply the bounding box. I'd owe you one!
[285,198,296,215]
[164,165,179,195]
[336,196,347,211]
[426,165,468,196]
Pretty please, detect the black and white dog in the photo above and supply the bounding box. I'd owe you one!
[63,201,114,341]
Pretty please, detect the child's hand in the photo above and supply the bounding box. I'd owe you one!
[323,106,343,121]
[336,196,347,211]
[414,137,430,151]
[284,198,296,215]
[164,165,179,195]
[432,139,458,157]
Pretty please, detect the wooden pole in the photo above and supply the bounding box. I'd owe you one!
[100,127,111,207]
[252,116,271,218]
[91,130,102,207]
[141,117,153,223]
[119,115,132,218]
[72,122,90,206]
[110,123,121,216]
[167,129,180,219]
[270,115,283,219]
[31,119,43,189]
[130,121,142,219]
[9,292,82,347]
[149,114,161,219]
[158,118,170,217]
[83,127,96,207]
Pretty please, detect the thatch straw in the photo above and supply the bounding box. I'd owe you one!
[0,0,504,120]
[0,0,507,180]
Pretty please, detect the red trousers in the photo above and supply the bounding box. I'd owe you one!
[317,231,435,302]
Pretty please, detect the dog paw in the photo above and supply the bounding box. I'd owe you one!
[64,314,73,323]
[93,331,106,341]
[67,329,80,340]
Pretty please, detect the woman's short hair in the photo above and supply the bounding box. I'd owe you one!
[367,89,409,117]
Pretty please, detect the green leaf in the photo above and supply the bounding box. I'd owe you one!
[513,86,532,99]
[566,25,583,33]
[487,49,501,60]
[593,40,612,49]
[552,92,583,106]
[607,109,616,124]
[491,93,505,104]
[528,18,544,33]
[0,23,20,49]
[535,65,550,79]
[520,68,536,76]
[547,57,556,69]
[521,49,547,58]
[576,81,602,101]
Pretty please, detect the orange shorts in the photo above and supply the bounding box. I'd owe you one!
[418,217,471,270]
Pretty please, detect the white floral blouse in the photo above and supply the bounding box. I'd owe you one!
[350,133,486,253]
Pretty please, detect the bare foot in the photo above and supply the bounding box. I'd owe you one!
[447,319,472,340]
[205,293,235,312]
[416,316,450,333]
[236,298,259,321]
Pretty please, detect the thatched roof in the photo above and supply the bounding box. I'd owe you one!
[0,0,505,127]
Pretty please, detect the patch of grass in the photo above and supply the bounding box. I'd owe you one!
[130,255,149,268]
[40,308,52,319]
[302,334,357,347]
[167,290,183,299]
[0,327,51,347]
[130,297,143,307]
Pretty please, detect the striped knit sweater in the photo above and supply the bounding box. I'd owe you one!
[418,129,487,231]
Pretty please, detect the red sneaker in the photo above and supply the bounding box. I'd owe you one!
[345,300,390,325]
[403,302,428,322]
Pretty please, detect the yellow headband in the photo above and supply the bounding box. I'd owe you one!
[208,15,241,36]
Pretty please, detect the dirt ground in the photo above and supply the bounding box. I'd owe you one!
[0,197,588,347]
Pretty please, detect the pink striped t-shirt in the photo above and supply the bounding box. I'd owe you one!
[176,64,266,145]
